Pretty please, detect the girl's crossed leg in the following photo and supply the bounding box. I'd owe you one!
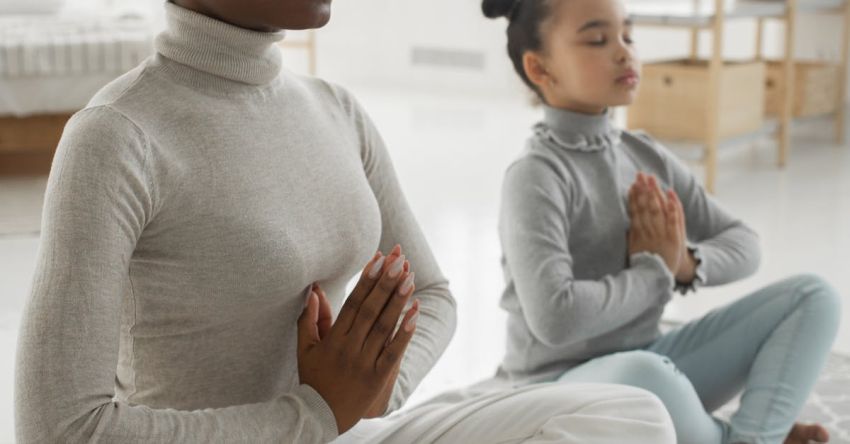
[558,274,841,444]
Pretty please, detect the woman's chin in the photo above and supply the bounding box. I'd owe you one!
[265,4,331,30]
[304,8,332,29]
[293,5,332,29]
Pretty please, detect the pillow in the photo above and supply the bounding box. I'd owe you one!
[0,0,67,15]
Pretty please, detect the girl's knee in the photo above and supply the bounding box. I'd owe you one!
[615,351,679,383]
[607,351,695,404]
[790,274,842,323]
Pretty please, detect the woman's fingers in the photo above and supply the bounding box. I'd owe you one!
[377,300,419,374]
[313,284,333,340]
[363,270,415,360]
[297,291,320,356]
[347,253,408,347]
[333,249,392,337]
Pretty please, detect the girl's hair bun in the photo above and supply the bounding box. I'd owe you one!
[482,0,521,19]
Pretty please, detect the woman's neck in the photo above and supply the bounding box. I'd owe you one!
[155,2,286,86]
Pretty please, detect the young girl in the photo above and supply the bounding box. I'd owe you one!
[484,0,842,442]
[15,0,677,442]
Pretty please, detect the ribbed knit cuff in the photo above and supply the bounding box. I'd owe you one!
[293,384,339,443]
[675,244,706,295]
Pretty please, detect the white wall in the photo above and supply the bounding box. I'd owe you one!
[105,0,850,100]
[313,0,526,96]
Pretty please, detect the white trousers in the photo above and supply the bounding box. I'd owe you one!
[333,382,676,444]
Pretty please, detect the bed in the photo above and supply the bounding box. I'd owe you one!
[0,6,154,175]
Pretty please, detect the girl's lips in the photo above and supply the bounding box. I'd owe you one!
[616,72,640,87]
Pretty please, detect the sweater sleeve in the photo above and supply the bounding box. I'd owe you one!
[499,156,674,348]
[14,106,339,444]
[655,140,762,288]
[334,88,457,415]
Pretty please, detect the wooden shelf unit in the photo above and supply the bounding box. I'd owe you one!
[279,30,318,76]
[628,0,850,193]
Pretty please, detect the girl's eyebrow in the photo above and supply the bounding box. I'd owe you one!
[577,18,633,33]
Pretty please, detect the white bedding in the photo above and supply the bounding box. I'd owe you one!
[0,12,153,77]
[0,11,154,116]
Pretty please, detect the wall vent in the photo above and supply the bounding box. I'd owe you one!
[411,47,486,71]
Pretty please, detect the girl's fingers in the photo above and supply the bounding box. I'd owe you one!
[667,190,686,240]
[648,176,668,210]
[630,186,646,235]
[672,191,687,238]
[638,186,659,238]
[646,176,665,210]
[648,176,670,237]
[664,191,679,241]
[333,249,392,338]
[377,300,419,374]
[628,185,639,218]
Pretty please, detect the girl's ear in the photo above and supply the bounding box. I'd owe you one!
[522,51,553,91]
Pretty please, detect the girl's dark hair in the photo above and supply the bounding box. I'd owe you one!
[482,0,551,96]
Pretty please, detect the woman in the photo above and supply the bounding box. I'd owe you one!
[15,0,676,442]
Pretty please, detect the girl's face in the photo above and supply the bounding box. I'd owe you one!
[174,0,332,32]
[525,0,640,114]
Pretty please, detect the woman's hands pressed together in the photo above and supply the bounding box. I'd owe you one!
[627,173,696,283]
[297,245,419,434]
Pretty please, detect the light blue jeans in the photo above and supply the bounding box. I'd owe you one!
[556,274,842,444]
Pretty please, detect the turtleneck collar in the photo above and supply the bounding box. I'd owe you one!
[154,2,285,86]
[536,105,621,152]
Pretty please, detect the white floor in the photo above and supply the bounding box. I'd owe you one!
[1,87,848,442]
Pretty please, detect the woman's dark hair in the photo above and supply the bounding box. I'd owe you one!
[482,0,552,96]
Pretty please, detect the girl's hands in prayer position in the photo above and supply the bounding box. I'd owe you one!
[297,245,419,434]
[627,173,684,274]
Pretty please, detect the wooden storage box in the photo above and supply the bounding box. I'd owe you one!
[627,59,766,141]
[0,114,70,153]
[0,114,70,176]
[764,61,840,117]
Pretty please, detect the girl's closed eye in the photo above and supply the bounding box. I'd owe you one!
[587,36,607,46]
[586,32,633,47]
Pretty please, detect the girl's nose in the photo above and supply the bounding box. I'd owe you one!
[615,41,635,65]
[616,48,631,65]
